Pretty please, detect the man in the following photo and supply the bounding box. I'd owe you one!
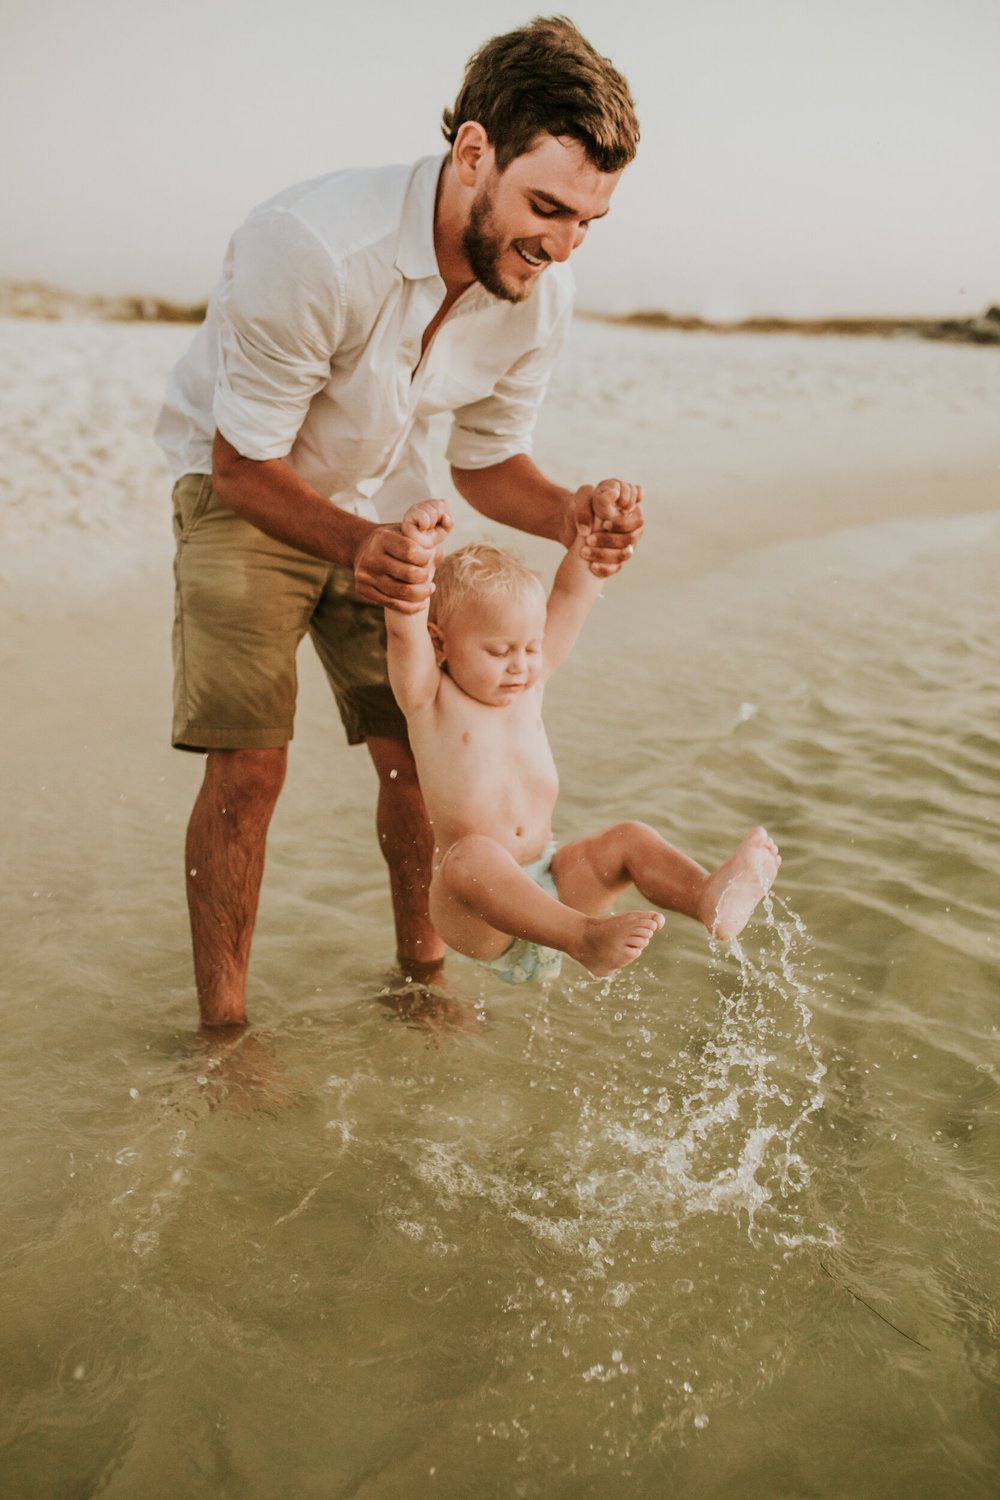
[155,16,643,1027]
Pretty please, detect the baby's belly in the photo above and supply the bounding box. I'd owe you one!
[421,728,559,866]
[431,795,556,867]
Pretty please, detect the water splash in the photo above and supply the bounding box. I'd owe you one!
[680,891,831,1245]
[572,893,832,1252]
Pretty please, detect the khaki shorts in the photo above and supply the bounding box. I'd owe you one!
[171,474,407,751]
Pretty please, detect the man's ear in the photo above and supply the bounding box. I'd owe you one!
[452,120,493,188]
[428,621,447,668]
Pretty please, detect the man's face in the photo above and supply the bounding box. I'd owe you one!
[462,134,622,304]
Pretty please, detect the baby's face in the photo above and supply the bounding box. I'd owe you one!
[435,588,547,707]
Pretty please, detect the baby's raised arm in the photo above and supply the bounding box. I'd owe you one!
[384,499,452,717]
[543,479,634,677]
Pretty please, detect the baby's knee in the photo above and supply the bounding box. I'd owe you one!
[437,835,498,891]
[439,833,496,870]
[613,819,658,848]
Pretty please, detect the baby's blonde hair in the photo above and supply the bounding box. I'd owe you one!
[429,543,545,627]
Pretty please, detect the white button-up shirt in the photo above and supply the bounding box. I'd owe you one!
[155,154,574,524]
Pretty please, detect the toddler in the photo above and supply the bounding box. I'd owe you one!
[385,487,780,982]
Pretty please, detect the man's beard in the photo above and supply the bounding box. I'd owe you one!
[462,182,530,305]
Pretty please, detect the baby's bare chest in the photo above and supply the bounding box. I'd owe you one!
[417,699,557,804]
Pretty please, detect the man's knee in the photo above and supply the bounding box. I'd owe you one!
[203,747,288,817]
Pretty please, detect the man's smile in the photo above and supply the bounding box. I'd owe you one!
[514,242,549,268]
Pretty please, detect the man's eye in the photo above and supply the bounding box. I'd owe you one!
[531,203,559,218]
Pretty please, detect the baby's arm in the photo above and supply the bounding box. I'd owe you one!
[543,479,632,677]
[384,500,452,716]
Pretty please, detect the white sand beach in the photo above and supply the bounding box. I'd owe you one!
[3,312,995,856]
[3,313,997,591]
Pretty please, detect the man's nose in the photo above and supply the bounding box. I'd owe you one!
[543,219,585,263]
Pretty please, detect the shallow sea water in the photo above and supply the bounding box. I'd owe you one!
[2,330,999,1496]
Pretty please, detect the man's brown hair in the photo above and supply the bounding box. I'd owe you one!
[442,15,639,173]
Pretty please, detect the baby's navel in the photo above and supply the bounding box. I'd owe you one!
[462,731,471,745]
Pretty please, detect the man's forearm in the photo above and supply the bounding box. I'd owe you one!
[212,432,374,568]
[450,455,574,547]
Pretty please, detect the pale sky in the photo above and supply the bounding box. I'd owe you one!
[2,0,997,318]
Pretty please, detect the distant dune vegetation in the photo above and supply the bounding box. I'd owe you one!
[581,305,1000,345]
[0,281,207,324]
[2,280,998,344]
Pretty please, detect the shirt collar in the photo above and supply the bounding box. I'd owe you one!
[396,153,447,283]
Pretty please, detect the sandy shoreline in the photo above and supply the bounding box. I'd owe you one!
[3,313,996,967]
[3,312,997,857]
[2,311,995,822]
[2,314,997,595]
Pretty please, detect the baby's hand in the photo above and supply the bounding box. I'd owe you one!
[574,478,643,576]
[357,500,453,612]
[401,498,453,552]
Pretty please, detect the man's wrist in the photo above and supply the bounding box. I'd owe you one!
[553,487,584,550]
[340,512,380,571]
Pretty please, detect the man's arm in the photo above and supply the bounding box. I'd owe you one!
[384,500,453,715]
[450,454,643,578]
[212,432,439,614]
[208,208,444,613]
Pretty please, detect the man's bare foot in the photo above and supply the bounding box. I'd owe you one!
[699,827,781,940]
[572,910,665,977]
[188,1029,298,1113]
[380,967,483,1033]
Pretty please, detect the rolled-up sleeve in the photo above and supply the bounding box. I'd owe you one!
[213,210,346,462]
[445,300,572,470]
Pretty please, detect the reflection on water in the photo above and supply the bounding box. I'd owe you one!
[2,512,999,1497]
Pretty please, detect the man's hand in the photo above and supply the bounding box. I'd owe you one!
[354,501,453,612]
[566,478,644,577]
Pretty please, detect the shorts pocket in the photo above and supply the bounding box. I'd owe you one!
[172,474,215,542]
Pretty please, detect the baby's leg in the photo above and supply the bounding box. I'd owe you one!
[431,835,663,978]
[551,823,780,941]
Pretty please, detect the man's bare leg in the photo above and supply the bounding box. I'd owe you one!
[365,736,446,979]
[551,822,780,941]
[185,747,287,1027]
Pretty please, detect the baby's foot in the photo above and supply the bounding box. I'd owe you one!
[699,827,780,941]
[573,910,665,977]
